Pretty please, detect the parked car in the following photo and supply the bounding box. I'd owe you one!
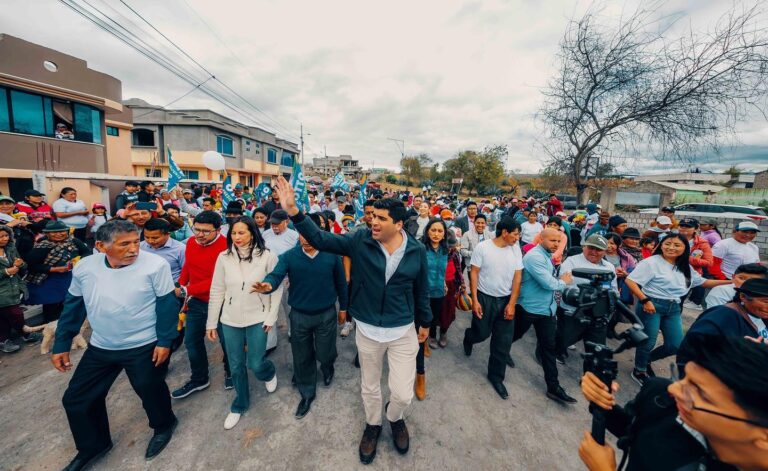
[557,194,578,210]
[639,203,767,221]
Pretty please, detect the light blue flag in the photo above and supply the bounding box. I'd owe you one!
[331,171,350,192]
[255,182,272,205]
[167,146,184,190]
[290,161,310,213]
[222,175,235,206]
[356,174,367,220]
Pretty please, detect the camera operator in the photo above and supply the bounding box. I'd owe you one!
[579,335,768,471]
[556,235,618,362]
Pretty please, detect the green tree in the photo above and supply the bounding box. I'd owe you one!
[385,174,398,184]
[441,145,506,195]
[400,154,428,182]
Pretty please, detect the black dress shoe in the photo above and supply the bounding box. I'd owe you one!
[323,367,334,386]
[390,418,410,454]
[546,386,577,404]
[489,380,509,400]
[463,338,472,356]
[62,443,113,471]
[353,353,360,368]
[145,417,178,460]
[295,395,315,419]
[506,354,515,368]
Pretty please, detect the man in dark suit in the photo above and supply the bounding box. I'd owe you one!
[455,201,477,235]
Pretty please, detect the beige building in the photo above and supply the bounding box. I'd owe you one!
[0,34,133,209]
[125,99,299,188]
[310,154,362,179]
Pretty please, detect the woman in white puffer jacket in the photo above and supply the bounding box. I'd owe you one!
[206,216,284,430]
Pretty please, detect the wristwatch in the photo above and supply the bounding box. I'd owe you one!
[640,298,652,305]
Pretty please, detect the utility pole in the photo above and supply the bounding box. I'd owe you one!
[299,123,310,166]
[387,138,405,160]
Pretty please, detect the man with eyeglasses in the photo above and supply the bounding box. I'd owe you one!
[171,211,232,399]
[578,335,768,471]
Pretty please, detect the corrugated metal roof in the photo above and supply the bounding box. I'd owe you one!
[649,181,727,193]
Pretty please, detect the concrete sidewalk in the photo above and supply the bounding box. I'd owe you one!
[0,306,687,471]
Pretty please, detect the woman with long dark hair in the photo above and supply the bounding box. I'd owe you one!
[414,218,449,400]
[205,216,283,430]
[625,233,729,385]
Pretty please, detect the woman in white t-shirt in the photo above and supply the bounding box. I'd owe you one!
[51,187,89,242]
[625,233,729,385]
[520,211,543,245]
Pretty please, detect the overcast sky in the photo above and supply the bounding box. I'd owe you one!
[2,0,767,174]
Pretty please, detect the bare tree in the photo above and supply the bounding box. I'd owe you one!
[539,3,768,202]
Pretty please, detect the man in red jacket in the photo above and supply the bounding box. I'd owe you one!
[546,194,563,218]
[171,211,230,399]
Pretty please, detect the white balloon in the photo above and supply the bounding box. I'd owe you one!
[202,151,226,171]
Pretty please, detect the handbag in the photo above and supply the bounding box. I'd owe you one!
[456,289,472,312]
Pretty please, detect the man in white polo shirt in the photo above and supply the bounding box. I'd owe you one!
[51,220,179,470]
[711,221,761,279]
[263,209,299,348]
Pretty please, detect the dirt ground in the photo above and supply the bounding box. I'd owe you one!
[0,305,694,471]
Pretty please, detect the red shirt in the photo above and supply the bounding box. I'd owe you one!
[178,234,228,302]
[15,202,54,222]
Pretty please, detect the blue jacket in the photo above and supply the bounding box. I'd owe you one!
[518,244,566,315]
[425,246,448,299]
[290,212,432,328]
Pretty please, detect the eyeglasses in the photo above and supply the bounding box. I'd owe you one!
[671,363,768,428]
[192,228,216,235]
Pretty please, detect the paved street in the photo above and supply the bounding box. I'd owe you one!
[0,305,690,471]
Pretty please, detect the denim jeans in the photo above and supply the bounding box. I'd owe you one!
[633,298,683,372]
[221,323,276,414]
[183,298,230,384]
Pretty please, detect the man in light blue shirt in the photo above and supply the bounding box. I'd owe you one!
[513,228,577,405]
[140,218,186,282]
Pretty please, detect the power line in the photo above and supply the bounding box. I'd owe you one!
[131,77,213,119]
[119,0,300,141]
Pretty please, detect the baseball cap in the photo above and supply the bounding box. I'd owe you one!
[582,234,608,250]
[24,189,45,197]
[735,221,760,232]
[0,195,15,203]
[440,209,453,220]
[678,218,699,228]
[269,209,289,224]
[656,215,673,225]
[661,206,675,213]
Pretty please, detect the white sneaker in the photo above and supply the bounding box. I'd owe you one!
[340,321,354,338]
[224,412,241,430]
[265,375,277,393]
[683,301,703,311]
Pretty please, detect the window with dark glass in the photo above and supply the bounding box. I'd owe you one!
[182,170,199,180]
[52,99,73,139]
[106,126,119,136]
[132,128,155,146]
[281,152,294,167]
[74,103,102,144]
[145,168,162,178]
[267,148,277,163]
[10,90,48,136]
[0,88,9,132]
[217,135,234,156]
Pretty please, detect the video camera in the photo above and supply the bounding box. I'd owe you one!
[564,269,648,445]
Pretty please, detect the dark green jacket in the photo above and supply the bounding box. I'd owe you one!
[290,212,432,329]
[0,242,26,308]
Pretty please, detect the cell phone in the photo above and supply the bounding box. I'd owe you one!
[136,202,156,211]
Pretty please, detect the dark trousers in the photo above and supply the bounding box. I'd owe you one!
[0,304,25,341]
[43,302,64,323]
[290,306,337,399]
[62,342,176,455]
[463,292,514,383]
[555,309,607,357]
[417,297,443,374]
[72,228,87,243]
[183,298,229,384]
[513,306,559,391]
[688,286,706,306]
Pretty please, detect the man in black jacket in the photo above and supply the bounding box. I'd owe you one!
[273,176,430,465]
[579,335,768,471]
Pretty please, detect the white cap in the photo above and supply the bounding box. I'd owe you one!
[735,221,760,232]
[656,215,673,225]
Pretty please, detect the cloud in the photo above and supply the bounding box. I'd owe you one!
[1,0,766,175]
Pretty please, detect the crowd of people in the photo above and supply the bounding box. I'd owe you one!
[0,181,765,470]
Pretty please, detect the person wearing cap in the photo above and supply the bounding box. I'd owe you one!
[705,263,768,309]
[221,201,245,237]
[677,218,713,310]
[677,278,768,373]
[710,221,762,280]
[114,181,140,215]
[25,220,91,324]
[625,233,731,385]
[659,206,679,229]
[618,227,643,263]
[699,219,722,247]
[606,215,628,236]
[262,209,299,350]
[556,234,618,361]
[87,203,110,246]
[52,187,89,243]
[0,195,35,258]
[137,181,156,203]
[15,189,54,232]
[642,215,673,242]
[586,212,611,238]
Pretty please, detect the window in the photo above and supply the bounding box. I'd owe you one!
[10,90,48,136]
[145,168,162,178]
[724,206,766,216]
[281,152,294,167]
[267,148,277,163]
[106,126,119,136]
[0,88,9,132]
[74,104,102,144]
[132,128,155,146]
[698,205,724,213]
[216,135,234,156]
[182,170,199,180]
